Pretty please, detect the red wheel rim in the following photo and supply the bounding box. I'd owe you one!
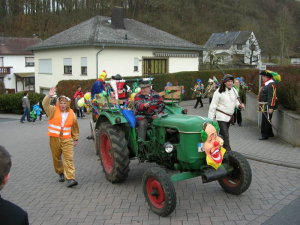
[222,177,241,187]
[100,133,114,174]
[146,177,165,209]
[222,159,241,187]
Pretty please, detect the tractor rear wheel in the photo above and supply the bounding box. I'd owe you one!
[98,122,130,183]
[218,151,252,195]
[142,167,176,217]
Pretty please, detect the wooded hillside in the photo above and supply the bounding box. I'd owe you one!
[0,0,299,62]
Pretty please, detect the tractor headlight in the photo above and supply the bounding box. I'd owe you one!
[164,142,174,153]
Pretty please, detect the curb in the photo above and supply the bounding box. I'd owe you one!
[243,153,300,169]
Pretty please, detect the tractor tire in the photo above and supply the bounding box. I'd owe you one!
[98,122,130,183]
[218,151,252,195]
[142,167,176,217]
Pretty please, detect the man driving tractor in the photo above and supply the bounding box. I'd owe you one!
[134,80,165,140]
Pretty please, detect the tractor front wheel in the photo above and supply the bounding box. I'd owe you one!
[98,122,130,183]
[218,151,252,195]
[142,167,176,217]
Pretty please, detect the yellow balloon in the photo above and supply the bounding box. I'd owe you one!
[84,92,91,100]
[130,93,136,99]
[77,97,85,107]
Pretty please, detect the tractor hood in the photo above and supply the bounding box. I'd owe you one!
[153,114,212,133]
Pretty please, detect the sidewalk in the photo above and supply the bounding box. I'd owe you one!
[181,99,300,169]
[1,100,300,169]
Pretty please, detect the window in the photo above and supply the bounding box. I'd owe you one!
[39,59,52,74]
[143,58,167,75]
[64,58,72,74]
[0,57,3,67]
[81,57,87,75]
[25,77,34,86]
[134,57,139,71]
[237,44,243,50]
[25,57,34,67]
[217,44,224,47]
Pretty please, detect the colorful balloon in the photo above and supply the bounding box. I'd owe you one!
[84,92,91,100]
[77,97,85,107]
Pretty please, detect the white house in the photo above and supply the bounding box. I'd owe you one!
[0,37,41,93]
[28,8,203,94]
[290,47,300,65]
[203,31,261,67]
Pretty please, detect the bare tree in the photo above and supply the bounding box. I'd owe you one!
[277,6,293,64]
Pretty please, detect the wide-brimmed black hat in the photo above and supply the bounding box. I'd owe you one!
[259,70,272,77]
[139,80,152,88]
[222,74,234,83]
[112,74,122,80]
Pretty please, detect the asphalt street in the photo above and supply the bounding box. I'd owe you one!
[0,100,300,225]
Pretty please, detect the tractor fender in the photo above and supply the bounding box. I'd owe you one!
[95,111,128,129]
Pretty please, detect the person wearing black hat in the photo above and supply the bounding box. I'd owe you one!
[208,74,245,151]
[258,70,278,140]
[110,74,130,100]
[134,80,165,140]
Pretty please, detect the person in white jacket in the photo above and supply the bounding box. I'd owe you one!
[208,74,245,151]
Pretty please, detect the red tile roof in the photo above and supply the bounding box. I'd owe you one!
[0,37,41,55]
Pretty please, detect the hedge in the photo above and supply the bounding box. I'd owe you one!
[0,92,45,114]
[55,67,299,113]
[1,66,298,114]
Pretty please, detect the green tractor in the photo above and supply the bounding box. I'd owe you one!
[89,86,252,217]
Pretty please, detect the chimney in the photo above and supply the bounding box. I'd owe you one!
[111,7,125,29]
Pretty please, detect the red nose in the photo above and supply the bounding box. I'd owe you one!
[213,141,219,147]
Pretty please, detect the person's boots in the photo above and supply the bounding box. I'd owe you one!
[66,179,78,188]
[58,173,65,182]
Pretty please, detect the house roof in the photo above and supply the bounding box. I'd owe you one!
[28,16,203,51]
[204,31,252,50]
[0,37,41,55]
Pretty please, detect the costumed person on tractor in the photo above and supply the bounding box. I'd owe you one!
[91,70,108,121]
[42,87,79,188]
[193,79,204,108]
[110,74,130,100]
[134,80,165,141]
[258,70,280,140]
[91,70,107,99]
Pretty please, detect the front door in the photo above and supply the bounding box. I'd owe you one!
[143,58,168,75]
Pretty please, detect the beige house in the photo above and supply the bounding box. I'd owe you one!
[28,8,203,94]
[0,37,41,93]
[203,31,261,67]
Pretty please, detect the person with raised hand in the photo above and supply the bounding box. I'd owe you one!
[42,87,79,187]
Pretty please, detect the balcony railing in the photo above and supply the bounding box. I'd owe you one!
[0,67,12,74]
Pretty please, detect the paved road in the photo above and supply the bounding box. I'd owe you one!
[0,101,300,225]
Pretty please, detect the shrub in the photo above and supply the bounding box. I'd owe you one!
[0,92,45,114]
[53,66,300,114]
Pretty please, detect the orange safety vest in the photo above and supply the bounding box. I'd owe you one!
[48,106,75,138]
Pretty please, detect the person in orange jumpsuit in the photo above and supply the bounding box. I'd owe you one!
[42,87,79,188]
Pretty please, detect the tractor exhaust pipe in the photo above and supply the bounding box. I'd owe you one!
[202,166,228,183]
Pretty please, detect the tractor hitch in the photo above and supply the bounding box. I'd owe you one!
[201,166,228,183]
